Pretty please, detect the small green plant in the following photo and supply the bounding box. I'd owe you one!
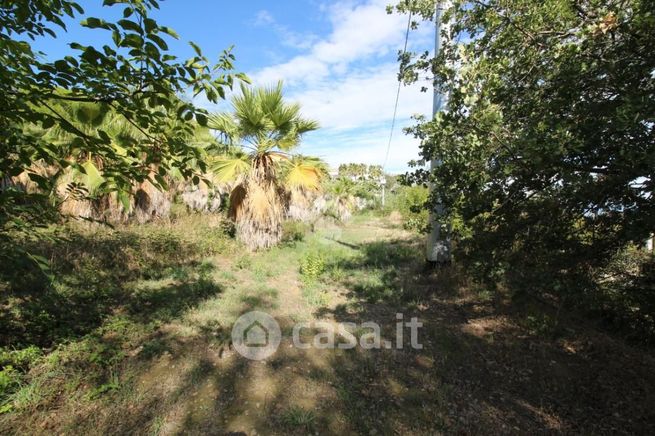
[299,251,325,281]
[235,255,252,270]
[0,366,21,401]
[523,313,559,337]
[386,185,429,233]
[280,406,316,430]
[139,339,170,359]
[301,284,330,307]
[0,346,42,371]
[327,265,346,282]
[88,370,120,399]
[252,264,272,281]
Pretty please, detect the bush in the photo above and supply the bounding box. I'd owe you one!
[281,220,309,244]
[591,246,655,344]
[299,251,325,281]
[0,346,42,372]
[386,185,429,233]
[0,365,21,404]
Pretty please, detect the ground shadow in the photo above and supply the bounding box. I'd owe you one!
[308,236,655,433]
[3,230,655,434]
[0,228,223,349]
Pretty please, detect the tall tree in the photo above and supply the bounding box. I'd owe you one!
[208,82,322,250]
[0,0,245,247]
[391,0,655,295]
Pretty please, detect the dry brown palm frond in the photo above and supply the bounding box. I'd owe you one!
[287,187,317,222]
[229,183,247,221]
[133,180,171,224]
[233,173,285,251]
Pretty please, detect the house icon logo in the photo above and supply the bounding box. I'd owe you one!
[244,320,268,347]
[231,311,281,360]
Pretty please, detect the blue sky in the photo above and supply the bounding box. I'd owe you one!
[34,0,434,174]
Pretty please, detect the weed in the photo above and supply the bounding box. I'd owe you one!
[148,416,165,435]
[523,313,560,337]
[301,283,330,307]
[187,359,214,385]
[299,251,325,281]
[252,264,272,281]
[219,270,236,282]
[280,406,316,430]
[88,370,120,399]
[326,265,346,282]
[234,255,252,270]
[139,338,170,359]
[0,366,21,403]
[0,346,42,371]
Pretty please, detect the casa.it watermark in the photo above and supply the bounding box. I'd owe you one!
[231,311,423,360]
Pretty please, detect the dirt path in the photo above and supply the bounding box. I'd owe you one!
[152,215,655,434]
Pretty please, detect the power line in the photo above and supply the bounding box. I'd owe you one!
[382,11,413,172]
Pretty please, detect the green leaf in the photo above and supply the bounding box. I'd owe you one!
[117,19,141,33]
[122,34,144,49]
[236,72,252,84]
[196,113,208,126]
[41,117,55,129]
[80,161,104,192]
[144,18,157,34]
[148,34,168,50]
[27,173,50,190]
[117,190,131,211]
[160,26,179,39]
[154,173,168,190]
[211,156,251,183]
[189,41,202,56]
[80,17,108,29]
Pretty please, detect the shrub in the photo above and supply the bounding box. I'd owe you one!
[386,185,429,233]
[299,251,325,281]
[591,246,655,344]
[0,365,21,403]
[0,346,42,371]
[281,220,309,244]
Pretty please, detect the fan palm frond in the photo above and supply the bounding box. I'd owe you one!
[211,153,252,183]
[283,155,328,192]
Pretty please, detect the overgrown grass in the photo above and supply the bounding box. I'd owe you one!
[0,213,235,415]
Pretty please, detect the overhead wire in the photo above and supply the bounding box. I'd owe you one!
[381,10,413,172]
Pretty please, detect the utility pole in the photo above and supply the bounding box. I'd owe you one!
[426,0,451,264]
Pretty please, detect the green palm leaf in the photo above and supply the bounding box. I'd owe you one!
[211,154,251,183]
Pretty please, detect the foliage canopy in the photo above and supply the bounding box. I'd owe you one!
[0,0,245,244]
[391,0,655,298]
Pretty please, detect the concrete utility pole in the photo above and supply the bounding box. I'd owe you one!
[426,0,451,264]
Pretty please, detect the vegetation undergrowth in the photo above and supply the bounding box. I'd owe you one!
[0,213,235,414]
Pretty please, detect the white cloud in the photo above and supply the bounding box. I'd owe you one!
[252,9,319,51]
[289,62,431,130]
[250,0,410,86]
[256,56,330,87]
[247,0,435,172]
[254,10,275,26]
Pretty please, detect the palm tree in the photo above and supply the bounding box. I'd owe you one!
[284,155,328,222]
[208,82,322,250]
[326,177,357,222]
[41,100,218,222]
